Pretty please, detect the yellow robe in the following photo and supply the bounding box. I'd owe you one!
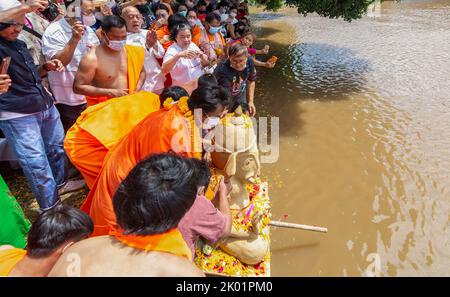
[64,91,161,189]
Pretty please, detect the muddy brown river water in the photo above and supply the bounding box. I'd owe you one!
[251,1,450,276]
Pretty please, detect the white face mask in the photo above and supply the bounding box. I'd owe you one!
[230,12,237,18]
[105,35,127,51]
[83,14,97,27]
[203,116,221,130]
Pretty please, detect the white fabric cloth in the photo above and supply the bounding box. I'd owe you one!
[126,30,166,93]
[42,18,99,106]
[163,42,204,87]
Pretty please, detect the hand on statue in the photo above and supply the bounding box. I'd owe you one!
[248,101,256,117]
[219,177,233,198]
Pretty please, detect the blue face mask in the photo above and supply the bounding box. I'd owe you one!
[179,11,187,17]
[208,26,221,35]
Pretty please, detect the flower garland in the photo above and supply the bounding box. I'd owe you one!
[163,96,202,159]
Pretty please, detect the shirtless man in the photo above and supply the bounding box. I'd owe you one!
[73,15,146,106]
[48,154,204,277]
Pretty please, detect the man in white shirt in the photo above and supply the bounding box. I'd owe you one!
[121,6,165,95]
[42,0,99,131]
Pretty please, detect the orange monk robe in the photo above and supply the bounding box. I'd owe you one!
[192,30,226,47]
[156,25,173,52]
[82,106,197,237]
[0,248,26,276]
[64,91,161,189]
[85,45,145,107]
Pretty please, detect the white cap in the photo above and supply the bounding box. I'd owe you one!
[0,0,21,11]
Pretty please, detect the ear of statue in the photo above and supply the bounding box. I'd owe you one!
[224,152,237,177]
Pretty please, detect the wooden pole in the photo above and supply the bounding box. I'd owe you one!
[269,220,328,233]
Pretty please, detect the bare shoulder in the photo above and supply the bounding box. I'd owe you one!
[158,253,205,277]
[81,47,99,65]
[47,236,111,277]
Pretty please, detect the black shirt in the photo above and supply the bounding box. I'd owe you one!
[214,57,256,100]
[0,37,54,114]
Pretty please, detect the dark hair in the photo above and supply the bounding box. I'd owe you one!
[101,15,126,33]
[176,3,188,12]
[188,85,230,114]
[234,21,249,36]
[160,86,189,102]
[169,23,192,41]
[217,1,230,9]
[113,153,198,235]
[153,4,170,15]
[191,158,211,189]
[228,42,248,57]
[197,0,208,8]
[26,206,93,258]
[197,73,218,89]
[168,13,189,31]
[205,12,221,24]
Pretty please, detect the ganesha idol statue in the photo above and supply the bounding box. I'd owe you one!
[199,107,271,270]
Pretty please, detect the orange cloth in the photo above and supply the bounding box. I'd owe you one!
[192,29,226,47]
[86,45,145,107]
[64,91,161,189]
[156,25,172,52]
[0,248,26,276]
[81,106,194,237]
[192,25,201,38]
[110,228,192,261]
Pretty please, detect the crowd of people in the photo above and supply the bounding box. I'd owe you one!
[0,0,276,276]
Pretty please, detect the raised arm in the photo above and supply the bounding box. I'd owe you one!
[49,22,86,66]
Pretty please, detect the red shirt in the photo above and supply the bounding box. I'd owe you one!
[178,195,226,258]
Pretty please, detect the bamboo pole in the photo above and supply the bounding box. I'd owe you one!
[269,220,328,233]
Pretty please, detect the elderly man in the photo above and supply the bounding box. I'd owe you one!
[42,0,99,132]
[122,6,165,95]
[0,9,68,212]
[73,15,145,106]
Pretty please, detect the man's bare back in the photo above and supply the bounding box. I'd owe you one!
[47,236,205,277]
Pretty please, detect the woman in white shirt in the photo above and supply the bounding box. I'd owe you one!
[162,23,209,89]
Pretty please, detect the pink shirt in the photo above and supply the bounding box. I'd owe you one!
[178,195,227,258]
